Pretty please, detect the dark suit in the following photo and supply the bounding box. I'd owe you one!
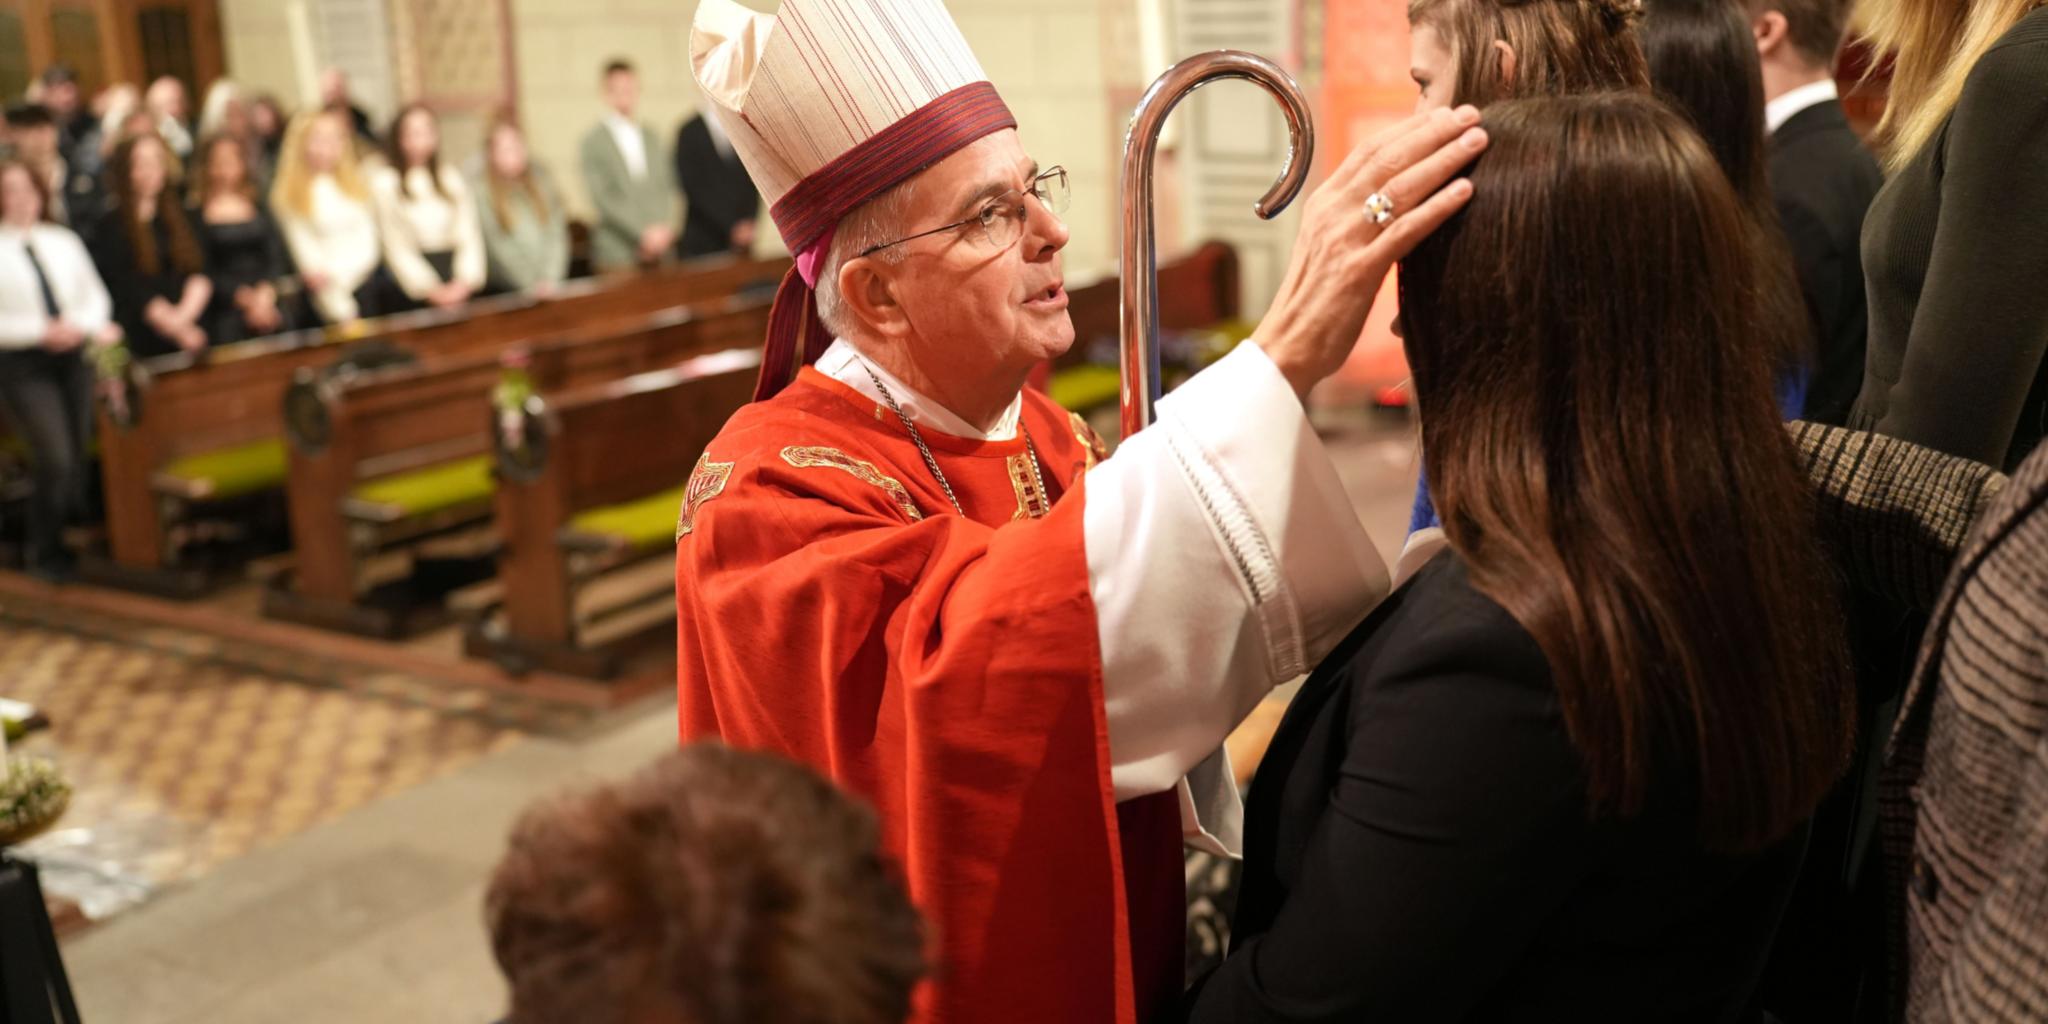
[1768,98,1882,427]
[1182,553,1806,1023]
[673,115,759,259]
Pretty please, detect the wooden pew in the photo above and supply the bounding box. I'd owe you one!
[468,348,762,677]
[90,255,789,591]
[267,297,773,636]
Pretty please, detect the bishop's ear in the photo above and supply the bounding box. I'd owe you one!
[837,256,914,340]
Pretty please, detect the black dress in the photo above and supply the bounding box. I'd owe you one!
[1181,553,1807,1023]
[87,211,204,360]
[195,204,299,343]
[1851,7,2048,470]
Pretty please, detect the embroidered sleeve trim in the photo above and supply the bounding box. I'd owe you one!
[676,452,735,541]
[1069,410,1109,470]
[779,446,925,522]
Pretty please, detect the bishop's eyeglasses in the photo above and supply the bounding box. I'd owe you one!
[860,166,1071,257]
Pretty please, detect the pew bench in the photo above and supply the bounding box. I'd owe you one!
[89,256,789,593]
[466,348,762,678]
[265,297,774,638]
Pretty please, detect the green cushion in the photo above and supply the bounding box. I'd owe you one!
[564,484,688,553]
[1048,364,1124,414]
[157,439,289,501]
[347,455,496,520]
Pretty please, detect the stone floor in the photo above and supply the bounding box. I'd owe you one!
[39,404,1420,1024]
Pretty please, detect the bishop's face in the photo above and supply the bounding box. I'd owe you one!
[876,130,1075,385]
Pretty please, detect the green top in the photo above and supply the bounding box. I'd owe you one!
[471,165,571,293]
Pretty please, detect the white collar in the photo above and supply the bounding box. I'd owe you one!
[1766,78,1839,135]
[813,338,1022,441]
[604,112,639,133]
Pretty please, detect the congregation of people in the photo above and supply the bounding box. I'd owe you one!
[475,0,2048,1021]
[0,58,760,580]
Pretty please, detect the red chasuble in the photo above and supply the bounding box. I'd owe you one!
[675,367,1183,1023]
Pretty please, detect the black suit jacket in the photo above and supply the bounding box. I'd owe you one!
[1181,553,1807,1023]
[1768,99,1883,426]
[673,115,760,259]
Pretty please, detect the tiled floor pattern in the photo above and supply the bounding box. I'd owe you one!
[0,607,584,923]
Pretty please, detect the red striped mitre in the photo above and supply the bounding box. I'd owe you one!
[691,0,1017,400]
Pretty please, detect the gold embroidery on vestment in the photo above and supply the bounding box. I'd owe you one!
[780,446,925,521]
[677,452,734,540]
[1069,411,1109,470]
[1009,453,1051,520]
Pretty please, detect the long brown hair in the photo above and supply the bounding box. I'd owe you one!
[482,111,552,231]
[105,132,203,277]
[1398,93,1852,852]
[384,103,449,202]
[197,133,258,205]
[1409,0,1652,105]
[1644,0,1813,369]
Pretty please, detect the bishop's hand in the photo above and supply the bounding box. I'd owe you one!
[1257,104,1487,402]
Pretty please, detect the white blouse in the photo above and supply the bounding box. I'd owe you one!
[276,175,382,324]
[0,223,114,350]
[370,164,486,300]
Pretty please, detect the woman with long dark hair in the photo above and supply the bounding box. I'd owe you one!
[1643,0,1813,414]
[1182,93,1852,1022]
[370,104,484,312]
[193,134,298,342]
[89,131,212,358]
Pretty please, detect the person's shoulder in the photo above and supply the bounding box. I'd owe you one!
[1356,551,1553,697]
[1960,10,2048,113]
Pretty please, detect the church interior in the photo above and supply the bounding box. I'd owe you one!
[0,0,1975,1020]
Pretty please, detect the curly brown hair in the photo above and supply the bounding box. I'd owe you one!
[105,131,203,277]
[486,742,927,1024]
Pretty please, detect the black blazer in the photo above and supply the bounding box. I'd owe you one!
[673,115,760,259]
[1180,553,1807,1023]
[1768,99,1883,427]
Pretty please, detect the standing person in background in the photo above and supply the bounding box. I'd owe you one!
[248,94,287,186]
[144,76,194,160]
[1641,0,1813,415]
[369,104,484,312]
[5,106,70,227]
[271,110,384,325]
[36,66,91,175]
[672,109,758,258]
[89,132,211,358]
[193,134,296,343]
[1850,0,2048,471]
[577,59,674,271]
[472,113,569,295]
[318,68,378,150]
[1749,0,1879,426]
[0,160,118,582]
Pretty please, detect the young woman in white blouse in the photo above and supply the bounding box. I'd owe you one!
[0,159,119,580]
[270,109,384,324]
[371,104,484,312]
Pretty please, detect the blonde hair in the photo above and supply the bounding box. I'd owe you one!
[269,109,369,218]
[1856,0,2047,171]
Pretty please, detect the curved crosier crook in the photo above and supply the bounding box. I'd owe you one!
[1119,50,1315,437]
